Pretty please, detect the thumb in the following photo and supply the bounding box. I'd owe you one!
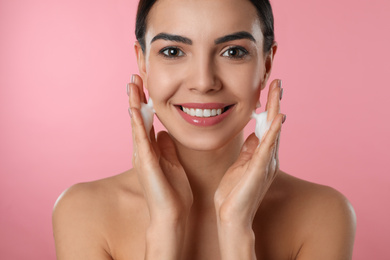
[233,133,259,166]
[156,131,181,166]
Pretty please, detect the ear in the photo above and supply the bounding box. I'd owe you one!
[260,41,278,90]
[134,41,147,88]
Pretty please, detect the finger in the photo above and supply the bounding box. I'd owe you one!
[268,126,281,171]
[266,133,278,176]
[264,79,277,111]
[273,130,281,171]
[131,107,157,171]
[131,108,171,200]
[220,114,284,213]
[157,132,186,183]
[231,133,259,167]
[130,85,142,161]
[238,114,283,187]
[157,131,181,167]
[132,74,147,103]
[271,114,285,171]
[150,126,160,158]
[265,79,281,122]
[227,114,283,209]
[130,108,138,163]
[128,75,147,108]
[129,83,142,110]
[157,131,192,208]
[254,113,284,170]
[129,84,157,157]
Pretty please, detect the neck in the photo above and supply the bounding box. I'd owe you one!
[173,132,244,207]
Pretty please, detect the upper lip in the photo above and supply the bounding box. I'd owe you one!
[175,103,233,109]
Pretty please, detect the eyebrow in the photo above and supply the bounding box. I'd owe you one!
[150,31,256,46]
[151,33,193,45]
[214,31,256,44]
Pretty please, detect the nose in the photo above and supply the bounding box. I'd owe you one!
[186,54,222,94]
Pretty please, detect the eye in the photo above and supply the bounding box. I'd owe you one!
[159,47,185,58]
[221,47,248,59]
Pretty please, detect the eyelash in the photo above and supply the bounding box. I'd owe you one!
[158,46,249,60]
[221,46,249,59]
[159,47,185,59]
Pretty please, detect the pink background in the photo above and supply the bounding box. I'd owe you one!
[1,0,389,259]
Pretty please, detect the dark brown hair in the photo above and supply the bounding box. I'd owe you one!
[135,0,275,53]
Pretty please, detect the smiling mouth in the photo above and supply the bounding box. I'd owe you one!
[178,105,234,118]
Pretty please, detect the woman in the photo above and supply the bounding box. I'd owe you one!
[52,0,356,259]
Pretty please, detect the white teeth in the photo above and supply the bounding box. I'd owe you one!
[195,109,203,117]
[203,109,211,117]
[190,108,195,116]
[181,106,224,117]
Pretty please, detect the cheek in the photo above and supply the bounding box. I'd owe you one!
[145,61,180,103]
[221,62,263,103]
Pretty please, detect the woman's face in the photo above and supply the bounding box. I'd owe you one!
[137,0,274,151]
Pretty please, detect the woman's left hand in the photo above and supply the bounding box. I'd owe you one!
[214,79,285,259]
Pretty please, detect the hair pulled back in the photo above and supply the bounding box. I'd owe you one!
[135,0,274,53]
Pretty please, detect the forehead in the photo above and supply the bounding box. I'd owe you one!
[145,0,262,43]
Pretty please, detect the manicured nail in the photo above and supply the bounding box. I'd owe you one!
[282,114,286,124]
[280,88,283,100]
[278,79,282,88]
[130,74,135,84]
[127,83,130,96]
[128,107,132,118]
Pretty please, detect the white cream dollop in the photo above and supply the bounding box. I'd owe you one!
[251,110,272,144]
[140,97,155,135]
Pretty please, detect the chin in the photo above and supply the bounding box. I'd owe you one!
[169,127,244,152]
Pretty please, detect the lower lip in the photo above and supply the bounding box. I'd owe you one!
[176,106,234,127]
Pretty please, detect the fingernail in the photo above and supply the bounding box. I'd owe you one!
[280,88,283,100]
[130,74,135,84]
[282,114,286,124]
[278,79,282,88]
[256,100,261,108]
[128,107,132,118]
[127,83,130,96]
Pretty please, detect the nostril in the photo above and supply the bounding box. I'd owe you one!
[188,70,221,93]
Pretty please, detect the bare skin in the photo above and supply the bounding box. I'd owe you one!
[53,0,356,259]
[52,168,355,259]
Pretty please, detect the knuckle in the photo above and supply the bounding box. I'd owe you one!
[213,192,223,208]
[262,137,276,153]
[218,203,239,224]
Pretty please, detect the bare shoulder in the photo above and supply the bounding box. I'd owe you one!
[257,171,356,259]
[52,169,148,259]
[275,171,356,215]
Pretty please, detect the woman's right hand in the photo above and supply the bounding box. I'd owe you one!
[128,74,193,259]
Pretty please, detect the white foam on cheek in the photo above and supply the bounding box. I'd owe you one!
[251,110,272,144]
[140,97,155,136]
